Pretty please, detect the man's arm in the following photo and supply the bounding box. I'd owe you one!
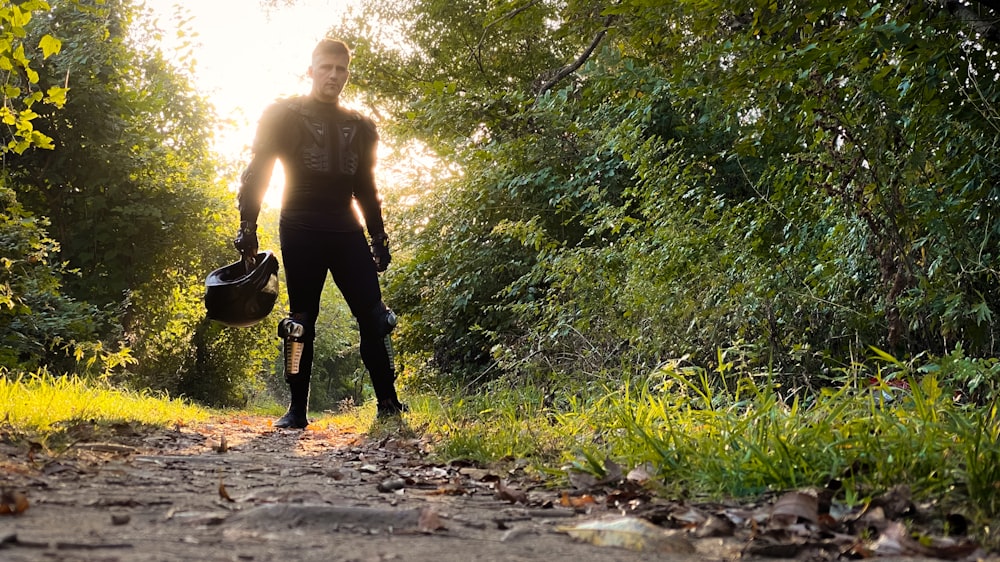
[237,155,277,225]
[234,104,285,258]
[353,118,385,236]
[353,117,390,271]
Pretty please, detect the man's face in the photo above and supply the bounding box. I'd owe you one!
[308,52,350,103]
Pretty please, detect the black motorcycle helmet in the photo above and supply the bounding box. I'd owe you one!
[204,251,280,328]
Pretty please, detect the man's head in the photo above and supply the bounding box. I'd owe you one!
[309,39,352,104]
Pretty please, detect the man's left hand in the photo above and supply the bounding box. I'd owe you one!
[234,221,258,259]
[371,233,391,272]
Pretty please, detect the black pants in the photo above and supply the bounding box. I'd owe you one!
[279,225,398,406]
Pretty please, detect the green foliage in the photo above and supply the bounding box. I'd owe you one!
[426,383,575,464]
[0,0,68,155]
[0,182,111,373]
[173,317,275,407]
[329,0,1000,390]
[0,0,278,403]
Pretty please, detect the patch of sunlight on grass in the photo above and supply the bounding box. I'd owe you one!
[416,388,579,469]
[308,395,438,439]
[0,370,211,432]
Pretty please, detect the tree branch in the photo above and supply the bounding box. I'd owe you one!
[534,21,610,100]
[476,0,544,55]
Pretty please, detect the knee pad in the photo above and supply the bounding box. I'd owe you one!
[278,312,309,379]
[366,302,398,376]
[359,302,396,337]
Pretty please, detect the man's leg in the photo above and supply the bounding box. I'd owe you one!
[275,312,312,428]
[276,226,328,429]
[330,231,406,416]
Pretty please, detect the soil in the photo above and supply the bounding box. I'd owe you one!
[0,415,989,562]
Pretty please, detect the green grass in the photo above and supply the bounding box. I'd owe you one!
[0,370,211,432]
[418,364,1000,547]
[6,358,999,546]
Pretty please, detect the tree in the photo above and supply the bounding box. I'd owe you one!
[0,0,114,375]
[326,0,1000,391]
[2,0,278,402]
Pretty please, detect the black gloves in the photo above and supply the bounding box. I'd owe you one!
[371,233,391,272]
[234,221,258,259]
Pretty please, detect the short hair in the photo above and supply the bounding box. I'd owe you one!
[312,38,352,61]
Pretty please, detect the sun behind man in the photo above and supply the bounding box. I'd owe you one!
[233,38,406,429]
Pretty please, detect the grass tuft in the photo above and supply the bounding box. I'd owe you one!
[0,369,210,433]
[423,360,1000,543]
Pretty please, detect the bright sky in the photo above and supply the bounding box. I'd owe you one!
[144,0,353,205]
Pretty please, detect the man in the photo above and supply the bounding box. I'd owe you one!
[234,38,406,429]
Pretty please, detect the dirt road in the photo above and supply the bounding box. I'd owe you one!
[0,415,981,561]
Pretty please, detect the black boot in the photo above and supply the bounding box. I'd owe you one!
[376,400,408,419]
[274,381,309,429]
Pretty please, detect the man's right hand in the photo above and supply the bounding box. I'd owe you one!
[233,221,258,259]
[370,233,391,272]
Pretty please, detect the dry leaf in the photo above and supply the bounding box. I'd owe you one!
[872,521,980,560]
[871,484,915,520]
[495,480,527,504]
[567,470,599,490]
[458,467,492,481]
[770,491,818,527]
[433,482,469,496]
[695,514,735,538]
[601,458,624,484]
[626,463,654,484]
[377,478,406,493]
[560,516,695,553]
[0,490,29,515]
[560,492,596,509]
[218,479,234,502]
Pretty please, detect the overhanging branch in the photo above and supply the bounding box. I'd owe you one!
[535,21,610,100]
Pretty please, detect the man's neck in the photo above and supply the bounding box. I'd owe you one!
[309,93,340,106]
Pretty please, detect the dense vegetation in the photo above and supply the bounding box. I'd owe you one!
[0,0,279,404]
[322,0,1000,394]
[4,0,1000,535]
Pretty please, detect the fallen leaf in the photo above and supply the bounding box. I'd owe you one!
[601,458,624,485]
[658,507,701,530]
[495,480,528,504]
[433,482,469,496]
[770,491,818,527]
[560,516,695,553]
[871,484,915,520]
[75,442,138,454]
[692,513,735,538]
[560,492,596,509]
[218,479,234,502]
[0,490,29,515]
[458,467,493,481]
[567,470,599,490]
[626,463,654,484]
[377,478,406,493]
[605,483,648,507]
[872,521,980,560]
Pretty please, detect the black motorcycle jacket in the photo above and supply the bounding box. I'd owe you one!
[237,96,385,237]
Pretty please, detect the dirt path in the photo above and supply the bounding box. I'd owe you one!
[0,415,981,561]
